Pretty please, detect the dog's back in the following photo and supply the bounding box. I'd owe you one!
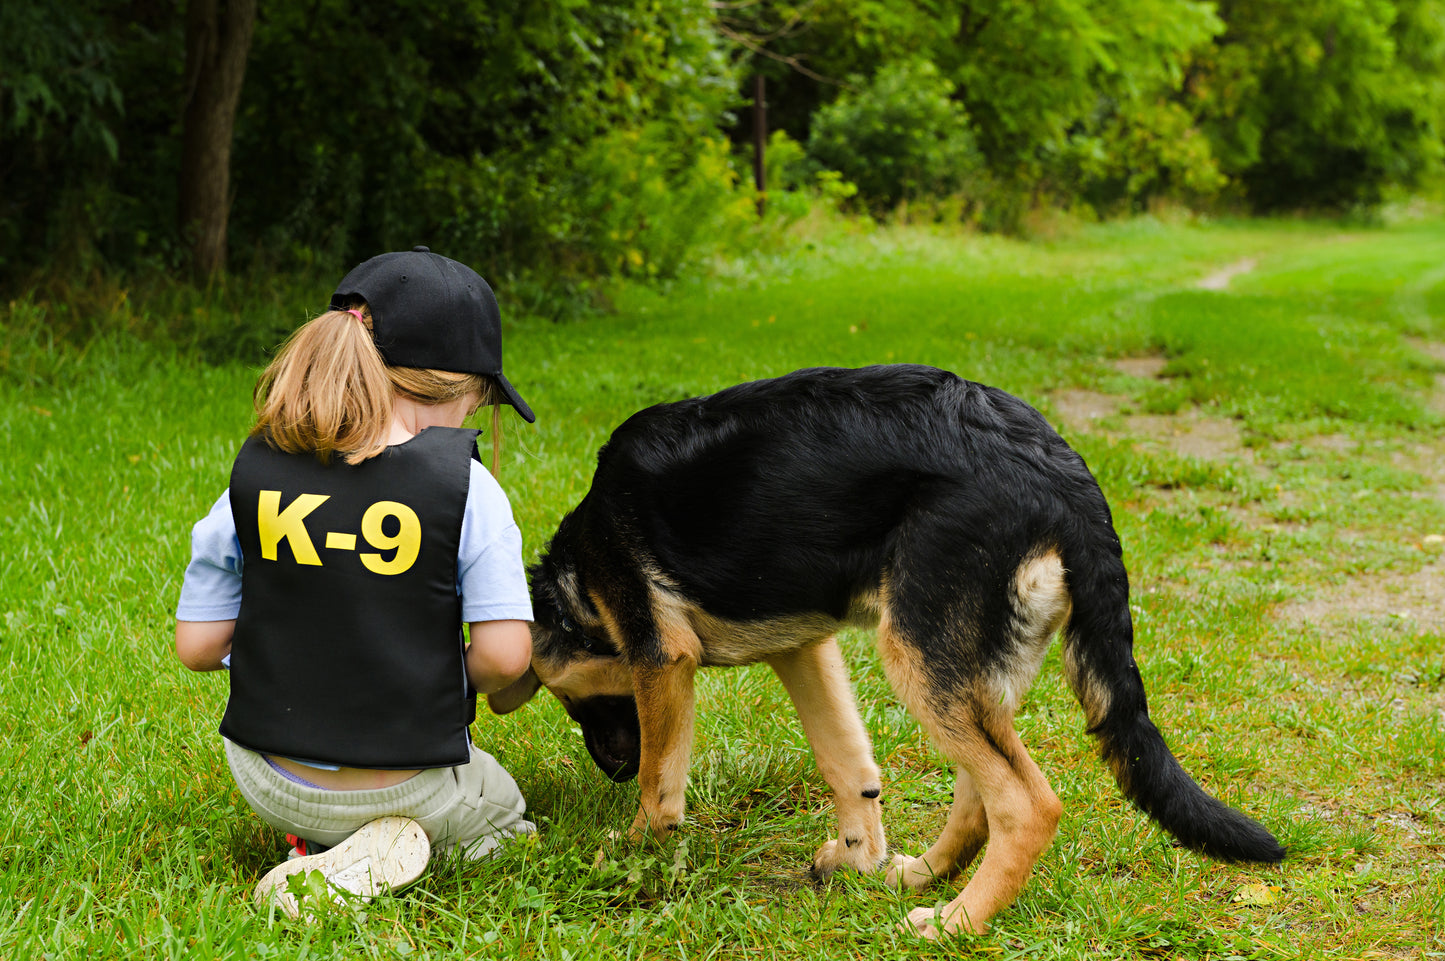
[583,365,1101,620]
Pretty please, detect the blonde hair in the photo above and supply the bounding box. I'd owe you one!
[252,304,505,472]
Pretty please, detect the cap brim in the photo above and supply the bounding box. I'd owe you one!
[495,373,535,423]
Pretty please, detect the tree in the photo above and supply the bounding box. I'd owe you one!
[179,0,255,278]
[0,1,123,279]
[1196,0,1445,210]
[229,0,736,280]
[714,1,1226,217]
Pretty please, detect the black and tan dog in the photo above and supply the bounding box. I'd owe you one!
[491,364,1284,937]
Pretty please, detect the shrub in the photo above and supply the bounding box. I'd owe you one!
[806,60,984,213]
[1059,99,1229,215]
[431,124,757,283]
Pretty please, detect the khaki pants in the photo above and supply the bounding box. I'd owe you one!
[224,739,535,860]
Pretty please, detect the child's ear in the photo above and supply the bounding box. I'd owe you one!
[487,667,542,714]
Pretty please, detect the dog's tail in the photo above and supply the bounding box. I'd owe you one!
[1058,520,1285,863]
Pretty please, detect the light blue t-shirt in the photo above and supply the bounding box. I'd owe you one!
[176,459,534,625]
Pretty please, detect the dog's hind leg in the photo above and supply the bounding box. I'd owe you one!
[885,766,986,892]
[904,717,1061,938]
[883,549,1072,936]
[767,637,887,876]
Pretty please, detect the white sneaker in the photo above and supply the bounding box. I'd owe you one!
[253,816,431,918]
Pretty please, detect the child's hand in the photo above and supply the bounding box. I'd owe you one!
[487,668,542,714]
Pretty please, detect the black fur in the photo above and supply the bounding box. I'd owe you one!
[528,365,1283,868]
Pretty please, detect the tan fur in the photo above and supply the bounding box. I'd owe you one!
[657,586,881,668]
[766,638,887,874]
[625,588,708,840]
[535,655,633,705]
[542,549,1080,936]
[992,551,1072,713]
[628,658,698,841]
[687,608,840,666]
[886,767,987,891]
[873,553,1071,937]
[651,585,706,664]
[1063,639,1113,728]
[906,724,1061,939]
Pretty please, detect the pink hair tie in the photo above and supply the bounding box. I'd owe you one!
[343,308,366,323]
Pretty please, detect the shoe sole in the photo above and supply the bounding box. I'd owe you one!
[254,816,430,918]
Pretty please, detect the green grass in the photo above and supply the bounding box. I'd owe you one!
[4,213,1445,958]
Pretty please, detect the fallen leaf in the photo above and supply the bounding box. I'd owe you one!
[1231,882,1280,906]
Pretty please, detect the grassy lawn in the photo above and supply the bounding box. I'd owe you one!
[2,213,1444,958]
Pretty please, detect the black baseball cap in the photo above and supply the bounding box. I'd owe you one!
[330,247,534,423]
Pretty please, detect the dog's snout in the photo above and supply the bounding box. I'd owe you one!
[569,695,641,782]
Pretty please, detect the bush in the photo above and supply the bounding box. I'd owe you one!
[429,124,757,284]
[806,60,984,213]
[1058,99,1229,215]
[746,131,858,225]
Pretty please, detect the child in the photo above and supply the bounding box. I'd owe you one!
[175,247,538,917]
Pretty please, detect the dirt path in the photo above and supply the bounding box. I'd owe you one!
[1050,352,1445,641]
[1196,257,1258,291]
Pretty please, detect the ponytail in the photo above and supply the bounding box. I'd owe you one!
[252,308,395,465]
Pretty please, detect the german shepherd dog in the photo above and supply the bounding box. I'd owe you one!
[491,365,1284,937]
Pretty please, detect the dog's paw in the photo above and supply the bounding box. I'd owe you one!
[626,808,681,845]
[902,904,984,939]
[812,833,886,879]
[886,853,947,891]
[903,905,946,940]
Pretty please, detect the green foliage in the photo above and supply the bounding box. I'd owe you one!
[727,0,1445,217]
[1192,0,1445,209]
[432,124,757,281]
[0,1,125,274]
[0,3,122,150]
[7,0,1445,293]
[227,0,741,281]
[938,0,1222,185]
[752,131,860,224]
[726,0,1228,218]
[0,0,748,290]
[806,60,984,212]
[1059,99,1228,214]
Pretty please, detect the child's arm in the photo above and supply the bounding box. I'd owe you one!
[175,491,242,674]
[175,619,235,671]
[465,619,532,694]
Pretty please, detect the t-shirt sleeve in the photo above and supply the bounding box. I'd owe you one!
[176,490,244,621]
[458,461,534,623]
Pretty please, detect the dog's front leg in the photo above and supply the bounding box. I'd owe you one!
[768,638,887,876]
[627,658,697,842]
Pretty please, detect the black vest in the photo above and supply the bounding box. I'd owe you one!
[219,427,481,769]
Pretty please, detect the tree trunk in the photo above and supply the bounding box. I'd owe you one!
[179,0,256,279]
[752,74,766,216]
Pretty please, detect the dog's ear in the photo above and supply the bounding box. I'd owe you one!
[487,667,543,714]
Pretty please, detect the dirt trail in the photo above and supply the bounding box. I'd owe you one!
[1196,258,1258,291]
[1050,352,1445,641]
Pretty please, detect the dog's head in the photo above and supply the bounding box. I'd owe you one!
[489,548,642,782]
